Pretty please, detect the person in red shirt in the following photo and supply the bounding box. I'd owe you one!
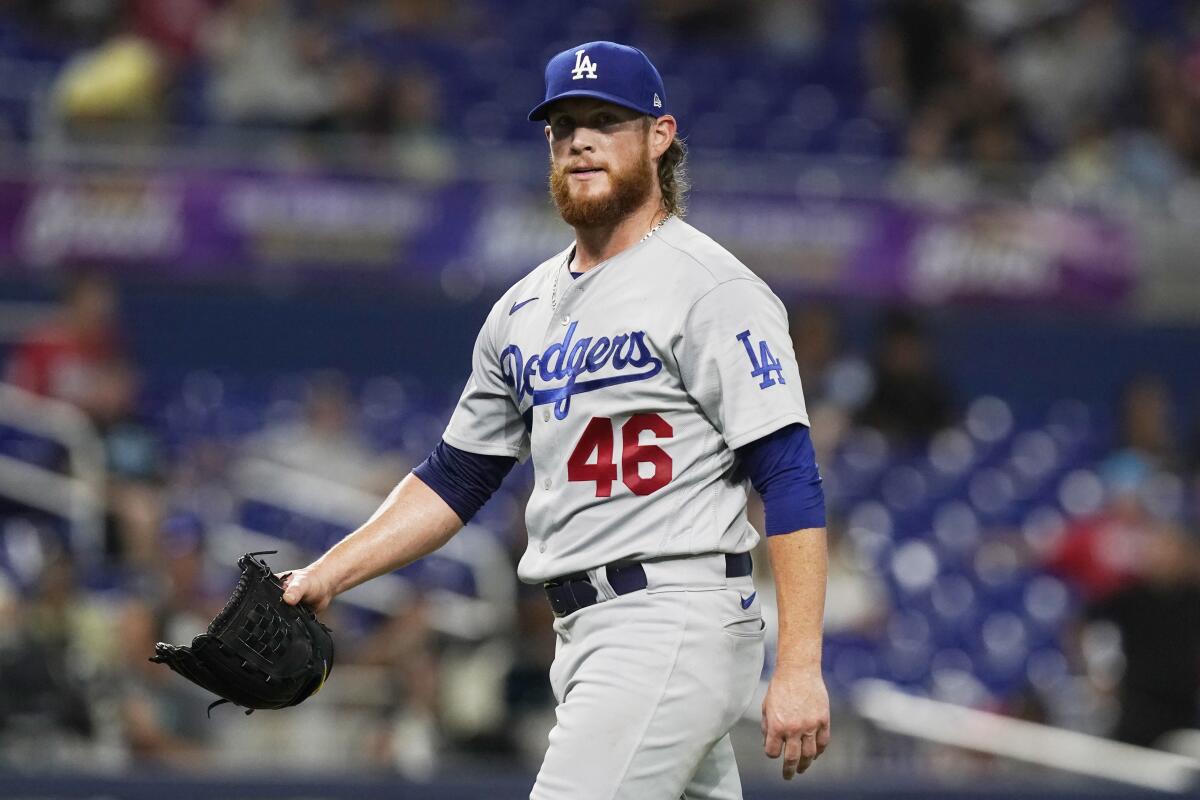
[6,272,126,415]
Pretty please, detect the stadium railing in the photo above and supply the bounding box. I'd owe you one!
[218,456,515,640]
[0,381,106,563]
[853,679,1200,793]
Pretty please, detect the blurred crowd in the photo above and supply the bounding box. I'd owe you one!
[0,0,1196,204]
[0,274,1196,777]
[876,0,1200,209]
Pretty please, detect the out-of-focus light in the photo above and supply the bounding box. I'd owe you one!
[966,396,1014,443]
[1024,575,1070,626]
[1021,505,1066,554]
[982,611,1028,660]
[892,540,939,593]
[1058,469,1105,517]
[931,573,976,621]
[1026,647,1070,692]
[928,428,976,475]
[848,500,894,539]
[840,428,889,473]
[968,467,1017,515]
[882,464,927,511]
[933,501,981,556]
[1010,429,1059,480]
[974,540,1020,587]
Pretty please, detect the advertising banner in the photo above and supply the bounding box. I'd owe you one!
[0,169,1136,308]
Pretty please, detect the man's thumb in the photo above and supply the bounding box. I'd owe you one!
[283,578,301,605]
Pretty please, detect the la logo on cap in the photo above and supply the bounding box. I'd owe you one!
[571,49,598,80]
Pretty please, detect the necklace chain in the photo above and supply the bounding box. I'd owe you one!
[553,214,671,313]
[641,212,671,242]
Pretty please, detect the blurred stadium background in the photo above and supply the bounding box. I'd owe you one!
[0,0,1199,797]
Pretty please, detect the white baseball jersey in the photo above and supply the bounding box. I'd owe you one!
[443,216,808,583]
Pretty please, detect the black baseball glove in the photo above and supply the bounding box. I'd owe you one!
[150,551,335,716]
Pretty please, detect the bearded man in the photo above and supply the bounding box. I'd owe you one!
[280,41,830,799]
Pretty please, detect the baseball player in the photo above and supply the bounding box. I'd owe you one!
[281,41,830,798]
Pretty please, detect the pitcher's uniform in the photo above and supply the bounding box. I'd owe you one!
[442,216,809,798]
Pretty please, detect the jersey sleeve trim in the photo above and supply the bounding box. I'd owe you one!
[442,431,525,458]
[723,411,811,451]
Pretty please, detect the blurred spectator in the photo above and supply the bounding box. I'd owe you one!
[358,599,441,778]
[502,585,557,769]
[6,274,164,569]
[200,0,335,127]
[354,0,474,42]
[51,35,165,126]
[749,0,826,58]
[6,0,124,47]
[856,309,955,441]
[244,371,404,495]
[127,0,213,62]
[1047,119,1119,199]
[91,359,168,568]
[1004,0,1131,149]
[789,306,872,459]
[967,113,1027,195]
[646,0,750,42]
[90,360,163,484]
[330,55,393,136]
[1,279,164,571]
[0,552,113,763]
[868,0,971,114]
[889,105,977,207]
[5,272,126,411]
[822,523,889,637]
[1098,40,1200,200]
[1113,374,1181,472]
[1087,526,1200,747]
[7,285,165,568]
[1044,457,1161,603]
[130,513,229,643]
[385,68,453,180]
[115,597,213,768]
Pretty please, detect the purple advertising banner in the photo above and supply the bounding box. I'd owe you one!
[0,169,1137,308]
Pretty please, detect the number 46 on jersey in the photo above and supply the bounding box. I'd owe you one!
[567,414,673,497]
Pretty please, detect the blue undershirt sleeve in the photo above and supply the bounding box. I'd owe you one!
[413,439,517,524]
[736,423,826,536]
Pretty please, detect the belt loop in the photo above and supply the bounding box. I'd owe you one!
[589,566,618,600]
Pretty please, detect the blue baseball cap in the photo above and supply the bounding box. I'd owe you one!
[528,41,667,122]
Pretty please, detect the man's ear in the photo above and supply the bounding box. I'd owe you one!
[650,115,677,160]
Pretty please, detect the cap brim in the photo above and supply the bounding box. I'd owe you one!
[528,89,654,121]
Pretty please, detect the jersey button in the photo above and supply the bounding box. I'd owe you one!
[543,477,552,489]
[542,408,550,422]
[561,315,570,326]
[539,543,547,553]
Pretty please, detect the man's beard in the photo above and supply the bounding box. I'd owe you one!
[549,146,655,228]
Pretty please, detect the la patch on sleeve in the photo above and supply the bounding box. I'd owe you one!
[736,330,786,389]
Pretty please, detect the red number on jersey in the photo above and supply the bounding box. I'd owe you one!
[566,414,673,497]
[566,416,618,497]
[621,413,674,495]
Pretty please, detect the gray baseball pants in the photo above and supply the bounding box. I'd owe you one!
[531,553,765,799]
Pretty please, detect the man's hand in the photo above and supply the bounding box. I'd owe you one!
[280,566,336,614]
[761,665,831,780]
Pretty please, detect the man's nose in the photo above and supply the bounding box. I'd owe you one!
[569,128,598,153]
